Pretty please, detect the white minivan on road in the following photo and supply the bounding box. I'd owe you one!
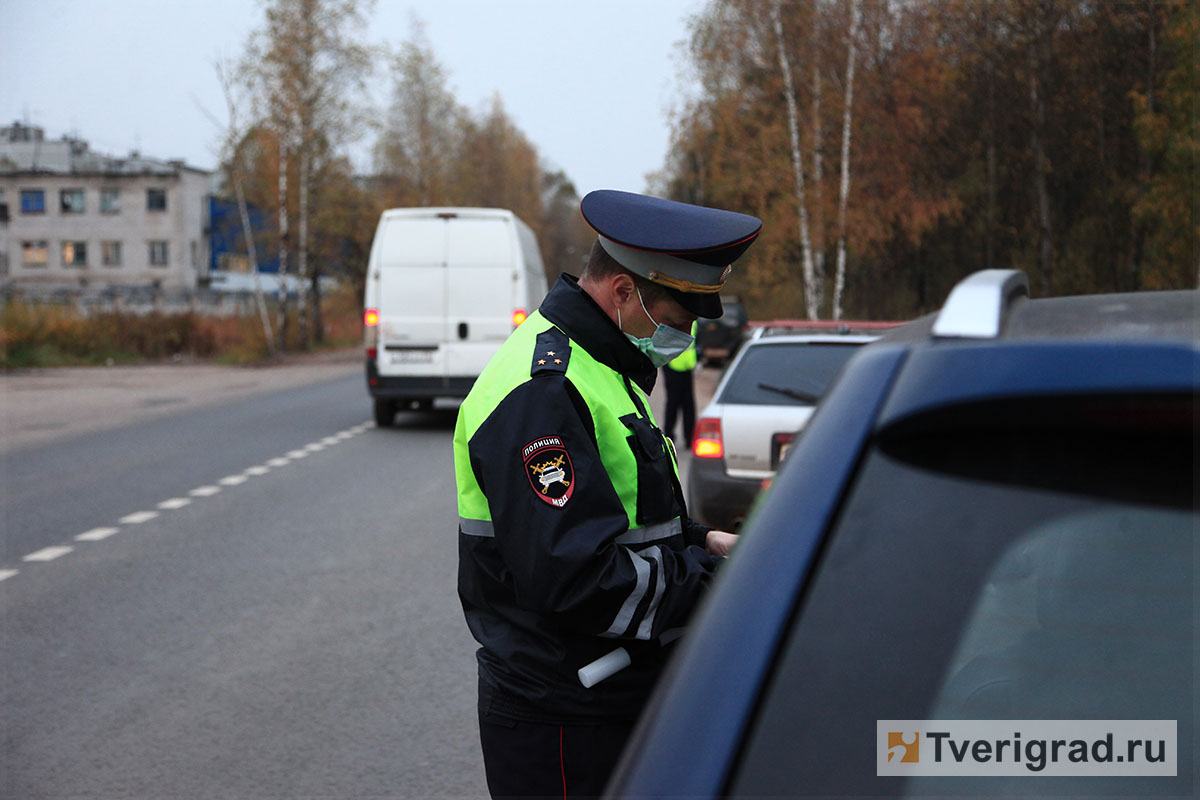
[363,207,549,426]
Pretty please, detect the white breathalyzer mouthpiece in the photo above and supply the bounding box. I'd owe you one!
[577,647,631,688]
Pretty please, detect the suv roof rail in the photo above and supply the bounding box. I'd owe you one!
[932,269,1029,339]
[750,320,906,336]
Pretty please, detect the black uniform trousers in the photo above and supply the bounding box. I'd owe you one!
[479,711,634,799]
[661,366,696,448]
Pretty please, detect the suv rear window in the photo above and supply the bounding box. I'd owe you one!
[718,342,864,406]
[729,394,1195,797]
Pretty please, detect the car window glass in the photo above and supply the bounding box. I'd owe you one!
[728,404,1195,798]
[718,342,862,405]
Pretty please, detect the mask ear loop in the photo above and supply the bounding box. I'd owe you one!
[635,286,661,329]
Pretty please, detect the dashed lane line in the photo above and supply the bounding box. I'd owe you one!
[24,546,75,562]
[158,498,193,510]
[76,527,119,542]
[6,421,373,582]
[120,511,160,525]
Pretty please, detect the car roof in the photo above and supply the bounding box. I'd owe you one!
[747,332,880,345]
[883,270,1198,344]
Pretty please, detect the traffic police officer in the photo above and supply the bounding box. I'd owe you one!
[455,189,762,798]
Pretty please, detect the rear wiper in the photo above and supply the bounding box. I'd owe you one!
[757,382,820,403]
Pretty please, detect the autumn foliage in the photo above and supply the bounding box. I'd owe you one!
[662,0,1197,320]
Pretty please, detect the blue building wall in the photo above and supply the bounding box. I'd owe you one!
[208,197,281,274]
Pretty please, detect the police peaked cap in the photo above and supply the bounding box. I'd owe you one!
[580,189,762,319]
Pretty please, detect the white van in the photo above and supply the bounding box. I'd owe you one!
[363,207,549,426]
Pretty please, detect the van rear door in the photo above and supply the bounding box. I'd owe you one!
[444,214,518,376]
[375,214,447,376]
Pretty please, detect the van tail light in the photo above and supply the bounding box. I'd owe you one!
[512,308,528,327]
[693,417,724,458]
[364,308,379,353]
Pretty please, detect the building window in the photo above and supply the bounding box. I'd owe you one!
[102,241,123,267]
[147,188,167,212]
[149,240,169,266]
[20,189,45,214]
[22,241,49,267]
[62,241,88,267]
[60,188,85,213]
[100,187,120,214]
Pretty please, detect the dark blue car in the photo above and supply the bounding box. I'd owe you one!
[608,270,1197,798]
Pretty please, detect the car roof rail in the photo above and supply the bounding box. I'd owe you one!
[932,269,1029,339]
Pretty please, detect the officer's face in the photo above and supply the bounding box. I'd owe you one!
[637,292,696,336]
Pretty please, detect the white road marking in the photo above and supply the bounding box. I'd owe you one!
[10,425,368,576]
[120,511,159,525]
[76,527,119,542]
[24,546,74,562]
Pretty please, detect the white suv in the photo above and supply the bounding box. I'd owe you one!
[687,322,901,530]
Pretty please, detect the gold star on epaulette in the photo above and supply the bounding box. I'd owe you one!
[554,359,562,365]
[538,359,547,365]
[546,351,556,356]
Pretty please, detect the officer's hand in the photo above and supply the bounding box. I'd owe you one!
[705,530,738,558]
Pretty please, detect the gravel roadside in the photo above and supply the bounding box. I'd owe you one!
[1,349,362,454]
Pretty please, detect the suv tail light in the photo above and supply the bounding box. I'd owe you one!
[512,308,528,327]
[693,417,724,458]
[771,431,795,469]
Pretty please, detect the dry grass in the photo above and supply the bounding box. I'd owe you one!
[1,286,361,369]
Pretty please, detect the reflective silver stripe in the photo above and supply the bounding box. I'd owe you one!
[634,546,665,641]
[459,517,495,537]
[614,518,682,546]
[602,548,651,637]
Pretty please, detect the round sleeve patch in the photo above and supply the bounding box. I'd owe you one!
[523,436,575,508]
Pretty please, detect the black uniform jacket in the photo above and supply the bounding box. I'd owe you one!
[458,275,721,723]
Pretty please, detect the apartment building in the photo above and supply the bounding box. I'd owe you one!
[0,122,212,292]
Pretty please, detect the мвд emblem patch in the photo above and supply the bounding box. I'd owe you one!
[523,436,575,508]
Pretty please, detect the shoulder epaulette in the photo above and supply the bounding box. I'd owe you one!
[531,328,571,377]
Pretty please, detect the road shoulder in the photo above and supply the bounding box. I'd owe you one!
[1,349,361,454]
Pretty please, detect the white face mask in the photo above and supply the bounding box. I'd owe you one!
[618,287,696,368]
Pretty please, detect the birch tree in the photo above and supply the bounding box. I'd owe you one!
[211,61,275,356]
[375,19,465,207]
[831,0,861,321]
[772,0,820,319]
[244,0,374,348]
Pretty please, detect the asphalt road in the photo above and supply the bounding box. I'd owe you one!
[0,358,719,798]
[1,368,487,798]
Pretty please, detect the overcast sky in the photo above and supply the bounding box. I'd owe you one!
[2,0,704,196]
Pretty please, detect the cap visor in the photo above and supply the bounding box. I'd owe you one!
[668,288,723,319]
